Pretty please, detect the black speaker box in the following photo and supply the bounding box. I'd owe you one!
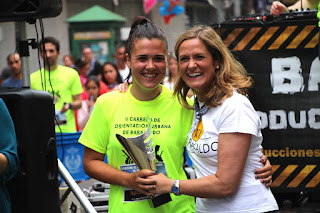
[0,88,61,213]
[0,0,62,22]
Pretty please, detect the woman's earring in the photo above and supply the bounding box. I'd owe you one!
[216,66,220,71]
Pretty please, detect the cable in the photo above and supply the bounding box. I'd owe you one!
[34,20,45,90]
[40,19,55,100]
[34,18,65,167]
[39,19,47,91]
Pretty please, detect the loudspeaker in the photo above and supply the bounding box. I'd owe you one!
[0,88,61,213]
[0,0,62,22]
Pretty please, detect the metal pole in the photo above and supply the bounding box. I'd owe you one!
[217,0,223,24]
[233,0,241,17]
[15,21,30,88]
[58,159,97,213]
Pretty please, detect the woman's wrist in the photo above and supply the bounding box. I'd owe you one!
[171,179,181,196]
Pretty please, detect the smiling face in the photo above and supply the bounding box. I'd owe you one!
[41,42,60,69]
[178,38,219,95]
[126,38,167,100]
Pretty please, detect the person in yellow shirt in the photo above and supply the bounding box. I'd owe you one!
[31,37,83,133]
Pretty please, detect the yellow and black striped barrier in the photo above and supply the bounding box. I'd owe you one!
[219,25,318,51]
[271,164,320,188]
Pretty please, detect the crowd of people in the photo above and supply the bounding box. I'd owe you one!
[0,39,134,133]
[0,0,318,134]
[0,39,189,133]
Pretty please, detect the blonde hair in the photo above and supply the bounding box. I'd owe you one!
[174,25,253,109]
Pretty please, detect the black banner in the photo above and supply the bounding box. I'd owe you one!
[216,13,320,194]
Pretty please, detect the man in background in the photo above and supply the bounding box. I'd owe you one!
[30,36,83,133]
[1,53,22,88]
[82,47,102,77]
[0,68,12,87]
[114,45,130,82]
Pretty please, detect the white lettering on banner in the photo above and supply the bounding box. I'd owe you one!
[269,110,287,130]
[308,108,320,129]
[288,111,307,129]
[270,56,304,94]
[270,57,320,93]
[260,57,320,130]
[257,109,320,130]
[308,58,320,91]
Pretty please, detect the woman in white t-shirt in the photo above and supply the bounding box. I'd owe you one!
[149,25,279,213]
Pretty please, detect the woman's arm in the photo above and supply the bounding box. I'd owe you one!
[83,147,156,196]
[77,101,90,130]
[270,0,319,15]
[150,132,251,198]
[0,99,19,181]
[256,155,273,187]
[0,153,8,175]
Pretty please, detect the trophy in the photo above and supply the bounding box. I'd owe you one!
[116,118,172,208]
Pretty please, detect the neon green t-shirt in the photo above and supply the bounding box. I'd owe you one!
[79,85,195,213]
[30,65,83,133]
[318,2,320,26]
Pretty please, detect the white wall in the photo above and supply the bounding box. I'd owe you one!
[26,0,70,75]
[0,22,16,70]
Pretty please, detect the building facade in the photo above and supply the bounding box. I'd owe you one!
[0,0,273,86]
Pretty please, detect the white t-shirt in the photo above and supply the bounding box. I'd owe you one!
[186,91,278,213]
[119,65,130,82]
[162,76,174,90]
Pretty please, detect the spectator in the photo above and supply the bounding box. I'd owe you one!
[101,62,123,92]
[2,53,22,88]
[0,98,19,213]
[63,54,76,69]
[75,58,109,100]
[30,36,83,133]
[0,67,12,87]
[82,47,102,77]
[162,55,178,90]
[77,76,100,131]
[114,45,130,82]
[75,58,90,88]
